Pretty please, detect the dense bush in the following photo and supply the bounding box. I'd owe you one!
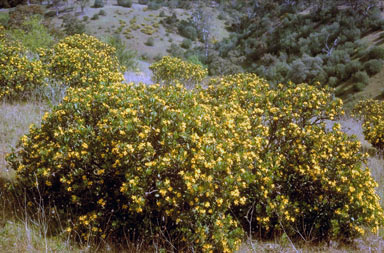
[117,0,132,7]
[105,35,137,71]
[93,0,104,8]
[62,14,85,35]
[353,99,384,150]
[144,37,154,46]
[8,82,251,252]
[178,24,197,41]
[364,59,383,76]
[8,4,45,28]
[0,29,48,100]
[205,75,384,241]
[8,15,54,52]
[40,34,124,87]
[367,46,384,60]
[353,71,369,84]
[181,38,192,49]
[150,56,208,85]
[8,72,384,251]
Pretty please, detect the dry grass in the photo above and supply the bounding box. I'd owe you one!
[0,100,50,179]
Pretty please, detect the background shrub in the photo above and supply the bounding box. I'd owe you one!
[62,14,85,35]
[150,56,208,85]
[368,46,384,60]
[0,36,48,100]
[364,59,383,76]
[98,9,106,16]
[91,14,99,20]
[93,0,104,8]
[105,35,137,71]
[178,24,197,41]
[180,38,192,49]
[117,0,132,7]
[8,15,54,53]
[41,34,124,87]
[354,99,384,150]
[144,37,154,46]
[353,71,369,84]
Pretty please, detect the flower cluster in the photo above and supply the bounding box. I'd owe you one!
[353,99,384,150]
[0,32,48,100]
[150,56,208,86]
[40,34,124,88]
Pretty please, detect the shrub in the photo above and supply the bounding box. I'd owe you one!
[167,43,184,58]
[98,9,106,16]
[62,14,85,35]
[0,12,9,27]
[91,14,99,20]
[368,46,384,60]
[105,35,137,71]
[7,72,384,250]
[148,1,161,10]
[0,38,48,100]
[138,0,148,4]
[180,38,192,49]
[41,34,124,87]
[205,75,384,241]
[8,82,248,252]
[364,59,383,76]
[354,99,384,150]
[178,24,197,41]
[353,82,366,92]
[8,15,54,53]
[117,0,132,7]
[159,10,166,17]
[8,4,45,28]
[93,0,104,8]
[353,71,369,84]
[150,56,208,85]
[82,15,89,22]
[144,37,154,46]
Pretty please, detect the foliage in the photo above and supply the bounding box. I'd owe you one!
[181,38,192,49]
[353,99,384,150]
[7,82,249,252]
[205,74,384,241]
[150,56,208,86]
[214,3,384,91]
[40,34,124,88]
[8,4,45,28]
[105,35,137,71]
[0,29,48,100]
[7,70,384,250]
[62,14,85,35]
[8,15,54,53]
[91,14,99,20]
[178,23,198,41]
[0,12,9,27]
[93,0,104,8]
[117,0,132,8]
[364,59,383,76]
[144,37,154,46]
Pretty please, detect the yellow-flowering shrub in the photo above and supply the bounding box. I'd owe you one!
[40,34,124,87]
[7,82,266,252]
[150,56,208,86]
[353,99,384,150]
[0,39,48,100]
[204,74,383,241]
[7,72,384,250]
